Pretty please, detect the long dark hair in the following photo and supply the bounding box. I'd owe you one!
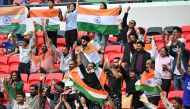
[100,2,107,9]
[70,3,76,11]
[11,71,21,83]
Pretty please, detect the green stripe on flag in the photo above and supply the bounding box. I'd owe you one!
[77,22,119,35]
[0,23,26,34]
[70,78,106,104]
[35,24,60,31]
[135,85,160,93]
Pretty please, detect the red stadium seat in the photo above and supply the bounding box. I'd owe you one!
[185,43,190,51]
[168,91,183,102]
[57,38,66,47]
[0,48,4,55]
[105,45,122,54]
[45,73,63,85]
[21,74,28,83]
[0,65,9,74]
[23,83,30,93]
[0,56,8,64]
[154,35,163,43]
[28,73,46,85]
[8,56,20,66]
[182,25,190,37]
[9,65,19,73]
[185,34,190,43]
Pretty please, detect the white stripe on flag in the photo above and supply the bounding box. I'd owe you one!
[77,14,119,25]
[84,88,107,99]
[30,17,60,25]
[0,15,26,25]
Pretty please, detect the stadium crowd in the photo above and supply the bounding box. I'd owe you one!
[0,0,190,109]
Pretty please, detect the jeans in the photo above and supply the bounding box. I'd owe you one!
[95,33,108,46]
[173,74,183,90]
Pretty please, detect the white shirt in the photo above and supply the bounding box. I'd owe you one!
[19,45,31,63]
[174,60,185,75]
[11,99,30,109]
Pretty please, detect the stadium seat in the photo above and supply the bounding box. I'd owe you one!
[57,38,66,47]
[0,48,4,55]
[154,35,163,43]
[45,73,63,85]
[182,25,190,37]
[0,56,8,64]
[185,34,190,43]
[185,43,190,51]
[57,47,63,53]
[21,74,28,83]
[8,56,20,66]
[105,45,122,54]
[23,83,30,93]
[28,73,46,85]
[9,65,19,73]
[37,37,44,48]
[168,90,183,102]
[164,26,176,34]
[0,65,9,74]
[156,42,164,50]
[146,27,162,36]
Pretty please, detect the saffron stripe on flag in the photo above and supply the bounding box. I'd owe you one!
[0,6,25,16]
[29,9,59,17]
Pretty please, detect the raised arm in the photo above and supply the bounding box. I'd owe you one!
[77,0,80,7]
[177,48,185,76]
[58,8,63,21]
[55,94,71,109]
[122,6,130,28]
[3,78,13,103]
[48,39,62,58]
[77,50,82,65]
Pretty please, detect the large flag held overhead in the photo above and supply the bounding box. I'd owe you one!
[135,68,160,93]
[77,6,121,35]
[29,9,60,31]
[0,6,27,34]
[69,67,107,104]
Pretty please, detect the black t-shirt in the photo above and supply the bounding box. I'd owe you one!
[79,64,102,90]
[105,67,125,93]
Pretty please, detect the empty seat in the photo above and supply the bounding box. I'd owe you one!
[105,45,122,54]
[57,38,66,47]
[9,65,19,73]
[0,56,8,65]
[0,65,9,74]
[8,56,20,66]
[21,74,28,83]
[45,73,63,85]
[185,34,190,43]
[28,73,46,85]
[182,25,190,37]
[168,90,183,101]
[146,27,162,36]
[29,0,46,3]
[164,26,176,34]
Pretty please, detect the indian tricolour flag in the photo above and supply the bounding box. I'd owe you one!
[0,6,27,34]
[140,94,158,109]
[77,6,121,35]
[69,67,107,104]
[135,68,160,93]
[29,9,60,31]
[83,39,101,66]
